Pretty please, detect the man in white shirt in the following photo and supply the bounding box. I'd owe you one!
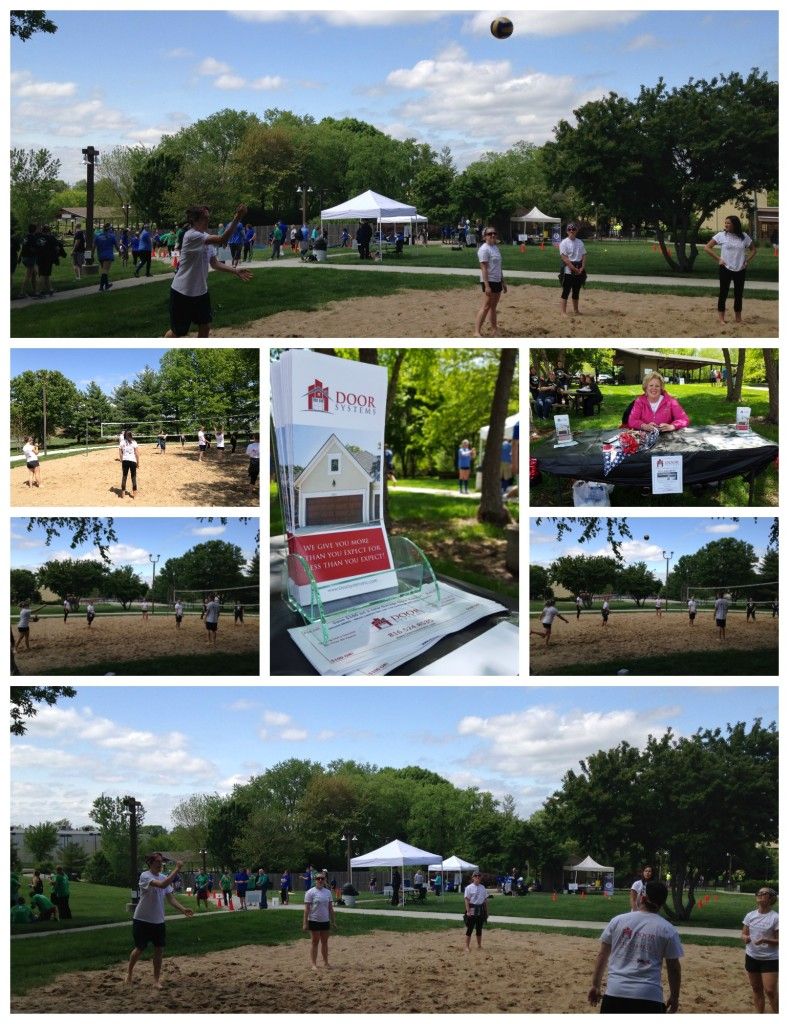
[204,593,221,646]
[127,852,193,988]
[246,433,260,489]
[687,597,697,626]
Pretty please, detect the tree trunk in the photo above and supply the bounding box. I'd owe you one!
[721,349,733,399]
[764,349,779,425]
[656,227,679,271]
[477,349,516,527]
[722,349,745,402]
[664,858,695,922]
[382,350,407,534]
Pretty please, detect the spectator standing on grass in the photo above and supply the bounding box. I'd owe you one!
[71,228,87,279]
[629,865,654,911]
[457,439,475,494]
[243,224,256,261]
[219,872,233,906]
[134,224,153,277]
[164,204,252,338]
[255,868,269,909]
[194,869,210,910]
[234,867,249,910]
[93,223,120,292]
[742,887,779,1014]
[392,868,402,905]
[229,220,245,268]
[127,853,192,988]
[30,870,44,896]
[19,224,39,297]
[589,880,683,1013]
[356,219,372,260]
[280,869,291,905]
[34,224,65,298]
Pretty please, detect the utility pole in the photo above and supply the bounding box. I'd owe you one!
[82,145,100,250]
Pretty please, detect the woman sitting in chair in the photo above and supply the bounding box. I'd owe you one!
[577,374,603,417]
[627,372,690,433]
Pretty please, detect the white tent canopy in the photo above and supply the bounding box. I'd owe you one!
[479,413,519,442]
[379,214,427,224]
[321,189,417,221]
[428,856,479,872]
[351,839,442,906]
[513,205,560,224]
[564,856,614,872]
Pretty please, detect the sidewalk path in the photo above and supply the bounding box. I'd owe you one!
[11,902,740,941]
[11,259,778,309]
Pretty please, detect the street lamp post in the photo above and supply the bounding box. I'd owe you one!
[662,549,674,589]
[149,553,160,615]
[727,851,732,889]
[82,145,100,250]
[297,184,313,227]
[200,848,208,874]
[341,831,357,883]
[123,795,143,906]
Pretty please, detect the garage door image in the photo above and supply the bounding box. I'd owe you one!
[304,495,364,526]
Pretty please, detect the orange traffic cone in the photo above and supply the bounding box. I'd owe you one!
[705,894,711,904]
[580,890,586,899]
[215,893,222,908]
[540,240,545,250]
[551,891,558,902]
[773,246,778,257]
[697,899,703,909]
[519,243,525,253]
[652,243,659,252]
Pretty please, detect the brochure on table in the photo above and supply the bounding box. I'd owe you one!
[271,349,396,606]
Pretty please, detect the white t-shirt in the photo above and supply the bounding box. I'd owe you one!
[246,441,260,459]
[86,604,95,615]
[205,599,220,624]
[172,228,211,297]
[602,600,610,611]
[559,236,586,273]
[120,439,138,464]
[655,598,663,608]
[215,432,225,448]
[63,601,70,611]
[304,885,332,922]
[141,601,149,612]
[133,870,172,924]
[687,600,697,613]
[198,430,206,446]
[19,607,31,628]
[714,597,729,620]
[477,242,502,283]
[464,882,487,906]
[541,606,559,626]
[712,230,753,273]
[576,597,582,607]
[630,878,647,906]
[648,397,664,413]
[22,443,38,464]
[175,601,184,617]
[601,910,684,1003]
[743,909,779,960]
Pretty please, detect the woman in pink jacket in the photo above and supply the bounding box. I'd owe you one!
[627,372,690,433]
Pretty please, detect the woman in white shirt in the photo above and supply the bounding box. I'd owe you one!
[703,215,756,324]
[742,887,778,1013]
[118,430,141,499]
[474,227,507,337]
[302,872,336,970]
[559,223,587,315]
[22,436,41,488]
[464,871,488,950]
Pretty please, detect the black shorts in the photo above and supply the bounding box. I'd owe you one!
[480,280,503,293]
[716,618,726,628]
[17,626,29,635]
[746,955,778,974]
[308,920,330,931]
[175,614,183,623]
[132,918,166,950]
[169,287,212,336]
[689,612,696,620]
[541,622,552,633]
[602,610,610,620]
[600,994,665,1013]
[205,621,217,632]
[26,461,40,470]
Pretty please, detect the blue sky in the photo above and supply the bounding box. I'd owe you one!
[11,348,170,395]
[9,685,776,827]
[11,9,777,183]
[11,517,259,575]
[530,517,776,576]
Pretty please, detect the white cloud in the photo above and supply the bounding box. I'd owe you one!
[616,540,667,563]
[164,47,191,59]
[191,526,226,537]
[705,524,740,534]
[198,57,231,75]
[229,699,258,711]
[250,76,285,90]
[281,728,308,741]
[463,11,640,37]
[106,543,151,565]
[263,710,291,726]
[15,79,77,99]
[231,11,444,27]
[625,33,660,51]
[457,705,677,782]
[214,74,247,90]
[315,730,336,741]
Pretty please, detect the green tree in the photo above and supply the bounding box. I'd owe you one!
[36,558,106,606]
[24,821,59,865]
[206,797,248,870]
[130,150,183,224]
[10,568,41,605]
[615,562,662,606]
[549,555,619,597]
[78,382,116,431]
[10,11,57,39]
[164,540,248,591]
[410,164,456,224]
[170,793,223,853]
[111,366,162,424]
[103,565,147,609]
[544,71,778,271]
[89,795,145,887]
[83,849,115,886]
[96,144,150,211]
[10,148,62,226]
[529,564,552,601]
[10,686,76,736]
[60,841,88,877]
[157,348,259,427]
[11,369,80,441]
[666,538,759,600]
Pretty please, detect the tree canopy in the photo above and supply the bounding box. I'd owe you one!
[10,686,76,736]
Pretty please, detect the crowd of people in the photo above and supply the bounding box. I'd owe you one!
[10,865,72,923]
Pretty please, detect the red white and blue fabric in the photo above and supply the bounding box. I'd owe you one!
[602,428,660,476]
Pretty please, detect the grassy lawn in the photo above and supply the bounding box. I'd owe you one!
[270,484,518,598]
[11,883,746,994]
[530,384,778,507]
[41,651,259,676]
[536,648,777,677]
[10,269,484,338]
[328,239,779,282]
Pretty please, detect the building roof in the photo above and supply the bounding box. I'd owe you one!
[614,348,725,368]
[58,207,119,220]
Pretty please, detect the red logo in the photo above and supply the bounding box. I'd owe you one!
[305,379,330,413]
[371,617,393,630]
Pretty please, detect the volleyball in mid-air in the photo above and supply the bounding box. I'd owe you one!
[490,16,514,39]
[643,534,650,540]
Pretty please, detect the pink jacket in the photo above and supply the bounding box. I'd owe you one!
[627,392,690,430]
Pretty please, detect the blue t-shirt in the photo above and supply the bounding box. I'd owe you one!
[230,224,245,245]
[234,869,249,892]
[458,446,473,470]
[245,227,256,244]
[94,231,117,261]
[501,440,512,461]
[138,229,152,251]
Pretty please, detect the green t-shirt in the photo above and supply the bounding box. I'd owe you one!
[256,873,269,890]
[11,902,34,924]
[31,893,54,913]
[195,873,210,891]
[220,874,232,892]
[51,872,70,898]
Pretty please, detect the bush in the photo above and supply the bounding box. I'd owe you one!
[739,878,779,894]
[84,850,119,886]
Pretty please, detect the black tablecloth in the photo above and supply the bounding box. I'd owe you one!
[270,576,518,676]
[532,424,777,488]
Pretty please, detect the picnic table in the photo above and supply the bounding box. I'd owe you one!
[531,424,777,506]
